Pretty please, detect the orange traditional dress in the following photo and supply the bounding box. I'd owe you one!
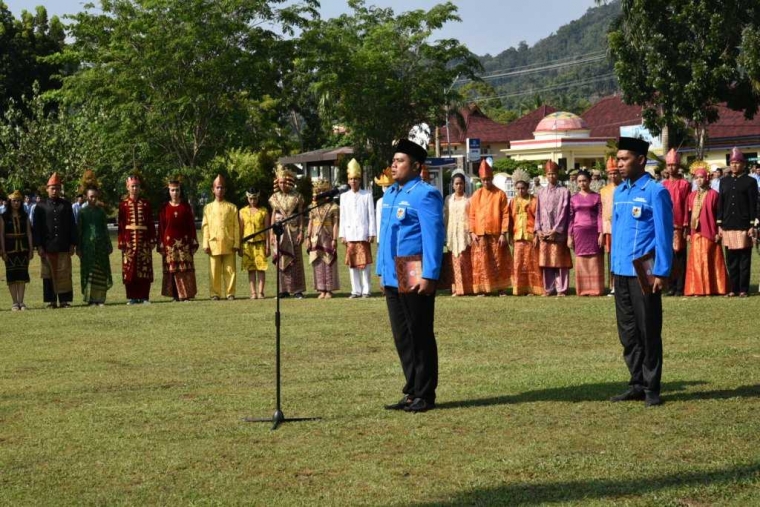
[509,195,542,295]
[468,186,512,294]
[444,193,473,295]
[684,188,728,295]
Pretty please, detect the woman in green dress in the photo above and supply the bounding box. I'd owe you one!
[78,187,113,306]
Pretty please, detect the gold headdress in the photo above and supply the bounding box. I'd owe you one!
[374,167,394,187]
[511,168,531,185]
[8,190,23,201]
[347,158,362,179]
[689,160,709,177]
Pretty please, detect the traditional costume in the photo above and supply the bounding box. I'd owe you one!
[269,166,306,296]
[239,192,269,273]
[2,191,31,284]
[509,169,542,296]
[684,162,729,296]
[444,170,473,296]
[600,156,619,290]
[535,161,572,295]
[339,158,376,297]
[202,174,239,299]
[118,175,156,302]
[375,167,393,245]
[717,147,758,296]
[33,172,77,306]
[468,159,512,294]
[661,148,690,295]
[78,200,113,304]
[589,169,605,193]
[158,189,198,301]
[308,179,340,294]
[569,172,604,296]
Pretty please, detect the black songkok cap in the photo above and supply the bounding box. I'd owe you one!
[617,137,650,157]
[393,139,428,164]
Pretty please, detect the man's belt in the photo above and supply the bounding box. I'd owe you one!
[125,225,148,231]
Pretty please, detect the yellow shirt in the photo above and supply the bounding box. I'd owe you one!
[202,200,240,255]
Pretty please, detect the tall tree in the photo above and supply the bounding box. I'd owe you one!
[57,0,318,194]
[606,0,760,157]
[298,0,481,172]
[0,3,65,114]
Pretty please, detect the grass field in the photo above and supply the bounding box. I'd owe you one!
[1,234,759,505]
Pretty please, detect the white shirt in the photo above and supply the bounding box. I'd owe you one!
[339,189,376,242]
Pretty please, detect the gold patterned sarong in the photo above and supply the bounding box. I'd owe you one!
[40,252,73,294]
[512,241,542,295]
[472,235,512,293]
[538,241,573,268]
[685,235,729,295]
[345,241,372,269]
[722,230,752,250]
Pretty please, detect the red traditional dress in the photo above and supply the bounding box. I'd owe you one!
[118,197,156,300]
[158,201,198,300]
[684,188,729,296]
[662,176,690,292]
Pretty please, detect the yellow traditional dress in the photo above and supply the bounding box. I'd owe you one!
[240,206,269,272]
[202,199,240,298]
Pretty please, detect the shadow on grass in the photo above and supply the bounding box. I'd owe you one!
[414,462,760,506]
[435,380,760,409]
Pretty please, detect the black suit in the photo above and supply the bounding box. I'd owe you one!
[32,198,77,303]
[717,174,758,294]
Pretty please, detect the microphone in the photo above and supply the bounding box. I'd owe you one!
[315,184,350,201]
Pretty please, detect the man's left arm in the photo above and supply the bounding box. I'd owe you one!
[418,189,444,294]
[652,187,674,278]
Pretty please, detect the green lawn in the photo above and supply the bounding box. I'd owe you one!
[1,235,759,505]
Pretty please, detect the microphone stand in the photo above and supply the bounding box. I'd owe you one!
[243,194,337,430]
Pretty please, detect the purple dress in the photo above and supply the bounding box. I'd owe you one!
[569,192,602,256]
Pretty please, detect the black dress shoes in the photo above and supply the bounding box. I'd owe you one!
[404,398,435,413]
[384,396,412,410]
[609,388,646,402]
[645,393,663,407]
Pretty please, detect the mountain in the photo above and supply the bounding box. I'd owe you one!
[467,0,622,116]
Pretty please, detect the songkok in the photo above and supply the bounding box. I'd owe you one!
[47,172,62,187]
[544,160,559,174]
[346,158,362,179]
[730,147,745,163]
[665,148,679,165]
[393,139,428,164]
[374,167,394,187]
[212,174,225,187]
[511,168,531,185]
[690,160,709,178]
[618,137,650,157]
[568,169,578,176]
[8,190,23,201]
[478,159,493,179]
[245,187,260,198]
[606,156,618,173]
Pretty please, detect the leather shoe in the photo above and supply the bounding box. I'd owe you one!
[610,388,645,402]
[384,396,412,410]
[404,398,435,413]
[645,393,663,407]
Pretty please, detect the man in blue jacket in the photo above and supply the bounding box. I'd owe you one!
[610,137,673,407]
[377,139,444,413]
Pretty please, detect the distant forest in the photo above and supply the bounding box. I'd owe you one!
[459,0,622,122]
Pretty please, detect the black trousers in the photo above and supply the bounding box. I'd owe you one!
[614,276,663,394]
[384,286,438,402]
[670,249,687,294]
[43,279,73,304]
[725,247,752,294]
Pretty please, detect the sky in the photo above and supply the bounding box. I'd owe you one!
[5,0,600,56]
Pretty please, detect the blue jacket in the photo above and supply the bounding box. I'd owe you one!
[376,176,445,288]
[611,172,674,277]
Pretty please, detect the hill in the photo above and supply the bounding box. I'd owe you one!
[464,0,622,117]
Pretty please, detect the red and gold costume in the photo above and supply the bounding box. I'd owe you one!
[158,200,198,300]
[118,181,156,300]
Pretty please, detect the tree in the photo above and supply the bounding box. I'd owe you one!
[298,0,481,173]
[606,0,760,157]
[0,3,66,115]
[57,0,318,195]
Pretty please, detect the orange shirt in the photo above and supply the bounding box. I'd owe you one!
[468,187,510,236]
[509,195,537,241]
[599,182,617,235]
